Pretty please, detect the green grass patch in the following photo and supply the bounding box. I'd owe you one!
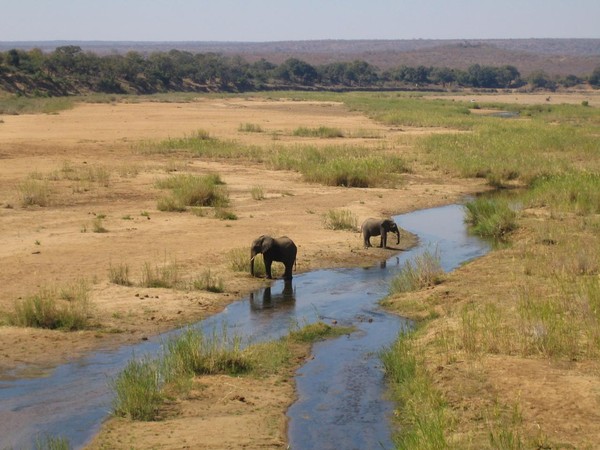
[389,249,444,294]
[10,281,93,330]
[527,172,600,215]
[155,173,229,211]
[464,196,518,241]
[270,145,408,188]
[138,129,263,160]
[111,356,163,421]
[293,126,344,138]
[111,321,347,421]
[0,95,75,115]
[381,330,450,449]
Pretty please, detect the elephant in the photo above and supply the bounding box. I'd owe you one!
[360,218,400,248]
[250,235,297,280]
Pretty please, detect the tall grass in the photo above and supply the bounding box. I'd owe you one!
[270,145,408,187]
[140,260,181,288]
[111,356,163,421]
[18,178,52,207]
[323,209,358,230]
[155,173,229,211]
[10,281,92,330]
[112,321,344,421]
[227,247,268,277]
[381,331,450,449]
[109,262,132,286]
[138,129,263,160]
[464,196,518,240]
[389,249,444,294]
[526,172,600,215]
[190,269,224,293]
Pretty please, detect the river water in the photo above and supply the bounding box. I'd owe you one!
[0,203,490,449]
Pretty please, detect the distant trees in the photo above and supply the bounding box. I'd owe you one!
[0,46,594,96]
[589,66,600,88]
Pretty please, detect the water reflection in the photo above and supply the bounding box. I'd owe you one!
[249,280,296,311]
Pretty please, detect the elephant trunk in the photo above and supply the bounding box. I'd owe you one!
[395,230,400,245]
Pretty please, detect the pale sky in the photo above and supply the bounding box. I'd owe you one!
[1,0,599,42]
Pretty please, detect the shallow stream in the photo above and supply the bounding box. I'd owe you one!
[0,203,490,449]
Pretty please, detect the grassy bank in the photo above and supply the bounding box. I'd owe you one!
[377,94,600,448]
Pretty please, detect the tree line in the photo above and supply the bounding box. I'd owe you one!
[1,45,599,96]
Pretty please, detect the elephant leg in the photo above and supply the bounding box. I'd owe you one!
[364,234,371,247]
[283,263,293,280]
[264,257,273,279]
[380,231,386,248]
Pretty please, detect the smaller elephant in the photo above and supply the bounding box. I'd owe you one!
[250,235,297,280]
[361,218,400,248]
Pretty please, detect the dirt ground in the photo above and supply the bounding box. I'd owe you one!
[1,92,598,448]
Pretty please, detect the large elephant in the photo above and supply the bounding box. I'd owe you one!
[361,218,400,248]
[250,235,297,280]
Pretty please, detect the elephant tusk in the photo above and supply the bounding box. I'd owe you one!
[250,255,256,262]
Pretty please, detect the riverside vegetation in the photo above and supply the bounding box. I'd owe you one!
[1,90,599,448]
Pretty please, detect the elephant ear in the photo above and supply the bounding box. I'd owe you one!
[261,236,274,253]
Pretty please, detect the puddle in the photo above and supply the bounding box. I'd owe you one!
[0,203,490,449]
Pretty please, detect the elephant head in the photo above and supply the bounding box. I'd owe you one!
[385,220,401,245]
[250,235,297,280]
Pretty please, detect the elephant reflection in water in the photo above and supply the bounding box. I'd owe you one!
[250,279,296,311]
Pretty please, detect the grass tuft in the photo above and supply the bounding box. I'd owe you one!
[389,249,444,294]
[323,209,358,230]
[10,281,92,330]
[156,173,229,211]
[465,196,518,240]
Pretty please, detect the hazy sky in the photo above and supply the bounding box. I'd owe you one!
[1,0,599,42]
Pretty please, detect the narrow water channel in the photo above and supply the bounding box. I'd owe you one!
[0,204,490,449]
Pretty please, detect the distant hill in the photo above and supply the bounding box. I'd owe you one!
[2,39,599,76]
